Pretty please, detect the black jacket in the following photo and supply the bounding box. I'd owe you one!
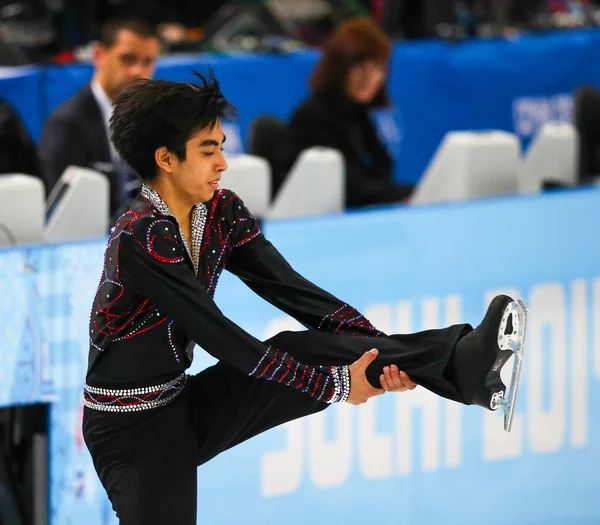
[280,94,413,209]
[86,187,382,403]
[0,97,40,181]
[38,84,125,214]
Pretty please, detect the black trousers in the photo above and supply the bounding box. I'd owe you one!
[82,324,469,525]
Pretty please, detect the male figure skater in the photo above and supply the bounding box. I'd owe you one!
[82,72,526,525]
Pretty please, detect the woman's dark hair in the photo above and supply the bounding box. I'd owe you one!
[110,70,237,180]
[310,17,391,107]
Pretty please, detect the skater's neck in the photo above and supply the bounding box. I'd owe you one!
[147,179,195,226]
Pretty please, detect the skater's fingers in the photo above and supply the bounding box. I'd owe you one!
[400,371,417,390]
[384,366,405,392]
[381,367,396,391]
[380,373,392,391]
[386,365,407,392]
[356,348,379,370]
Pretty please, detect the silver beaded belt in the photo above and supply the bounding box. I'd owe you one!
[83,373,187,413]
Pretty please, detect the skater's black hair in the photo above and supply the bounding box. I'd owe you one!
[110,70,237,180]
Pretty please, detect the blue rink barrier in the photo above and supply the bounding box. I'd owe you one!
[1,188,600,524]
[2,29,600,183]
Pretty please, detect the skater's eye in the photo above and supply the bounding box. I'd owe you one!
[202,148,224,157]
[198,135,226,157]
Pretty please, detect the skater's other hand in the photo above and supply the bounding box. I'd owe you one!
[347,349,385,405]
[380,365,417,393]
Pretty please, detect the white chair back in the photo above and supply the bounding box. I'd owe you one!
[268,147,344,219]
[518,121,578,194]
[45,166,110,243]
[411,131,520,205]
[0,174,45,246]
[222,154,271,217]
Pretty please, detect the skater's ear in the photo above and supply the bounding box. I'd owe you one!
[155,146,174,174]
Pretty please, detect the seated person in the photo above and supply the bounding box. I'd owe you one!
[0,97,40,183]
[279,17,413,209]
[575,84,600,185]
[38,17,160,217]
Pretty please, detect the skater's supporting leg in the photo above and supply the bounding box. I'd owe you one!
[82,392,198,525]
[190,340,386,464]
[190,362,329,466]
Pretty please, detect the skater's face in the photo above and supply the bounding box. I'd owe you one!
[157,120,228,203]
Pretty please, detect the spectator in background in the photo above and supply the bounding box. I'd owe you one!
[38,18,160,216]
[574,85,600,185]
[279,17,413,210]
[0,97,40,181]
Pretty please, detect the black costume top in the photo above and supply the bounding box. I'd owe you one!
[85,184,383,407]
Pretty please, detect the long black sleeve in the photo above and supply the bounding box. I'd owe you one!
[118,215,349,403]
[227,203,384,337]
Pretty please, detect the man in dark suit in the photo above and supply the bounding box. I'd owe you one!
[38,18,160,216]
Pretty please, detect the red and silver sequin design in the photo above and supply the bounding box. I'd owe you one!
[88,189,262,367]
[83,374,187,412]
[90,209,181,349]
[249,345,350,403]
[201,191,261,296]
[141,184,208,275]
[325,365,351,404]
[141,185,260,296]
[318,303,384,337]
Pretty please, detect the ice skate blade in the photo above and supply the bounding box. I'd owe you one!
[491,299,527,432]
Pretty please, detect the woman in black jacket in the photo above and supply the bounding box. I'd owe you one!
[280,17,413,209]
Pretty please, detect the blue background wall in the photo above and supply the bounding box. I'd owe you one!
[2,29,600,184]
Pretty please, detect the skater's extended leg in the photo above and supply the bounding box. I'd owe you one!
[264,294,527,431]
[264,323,469,403]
